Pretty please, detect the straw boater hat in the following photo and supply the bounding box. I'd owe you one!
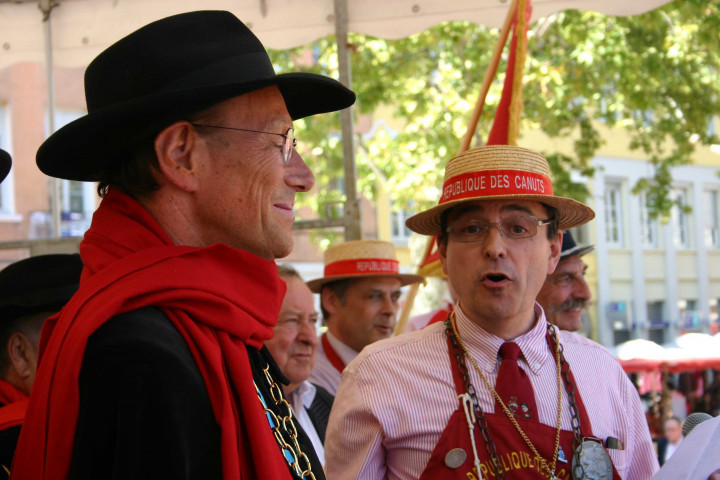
[405,145,595,235]
[306,240,424,293]
[36,10,355,181]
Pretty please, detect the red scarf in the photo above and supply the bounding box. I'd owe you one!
[12,189,293,480]
[0,379,28,431]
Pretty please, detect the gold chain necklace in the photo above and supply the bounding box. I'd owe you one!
[255,364,317,480]
[450,313,563,480]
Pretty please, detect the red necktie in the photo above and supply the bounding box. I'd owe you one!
[494,342,537,420]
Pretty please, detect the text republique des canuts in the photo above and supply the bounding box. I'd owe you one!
[441,172,548,203]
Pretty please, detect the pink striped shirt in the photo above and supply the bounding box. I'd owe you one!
[325,304,658,479]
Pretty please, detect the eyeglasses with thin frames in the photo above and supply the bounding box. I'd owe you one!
[445,215,555,242]
[191,123,297,165]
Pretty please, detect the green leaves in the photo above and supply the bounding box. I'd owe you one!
[269,0,719,227]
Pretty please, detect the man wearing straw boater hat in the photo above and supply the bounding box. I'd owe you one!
[307,240,422,395]
[12,10,354,480]
[325,145,657,479]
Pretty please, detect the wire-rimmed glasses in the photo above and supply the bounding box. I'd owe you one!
[446,215,554,242]
[191,123,296,164]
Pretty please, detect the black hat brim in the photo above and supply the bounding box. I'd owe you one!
[37,72,355,181]
[0,149,11,184]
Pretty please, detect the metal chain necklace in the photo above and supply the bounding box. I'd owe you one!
[446,320,506,478]
[448,312,563,480]
[553,337,614,480]
[255,364,316,480]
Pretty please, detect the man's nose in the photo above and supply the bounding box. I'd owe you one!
[481,224,508,259]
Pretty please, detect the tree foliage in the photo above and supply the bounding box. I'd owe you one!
[270,0,720,223]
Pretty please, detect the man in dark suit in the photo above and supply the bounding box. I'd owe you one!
[657,416,683,466]
[265,265,333,465]
[0,254,82,476]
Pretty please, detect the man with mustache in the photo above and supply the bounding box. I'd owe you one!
[307,240,422,395]
[536,231,594,331]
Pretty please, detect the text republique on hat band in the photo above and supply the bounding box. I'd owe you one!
[441,169,551,204]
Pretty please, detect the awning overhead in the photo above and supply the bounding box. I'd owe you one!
[0,0,675,70]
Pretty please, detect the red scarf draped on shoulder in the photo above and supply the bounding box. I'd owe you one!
[11,189,293,480]
[0,380,28,431]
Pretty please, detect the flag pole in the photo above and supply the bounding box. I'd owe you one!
[395,236,435,334]
[457,0,519,154]
[396,0,519,335]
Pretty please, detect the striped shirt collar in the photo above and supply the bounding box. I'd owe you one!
[454,302,552,375]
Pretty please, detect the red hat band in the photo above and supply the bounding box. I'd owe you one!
[440,169,553,205]
[324,258,400,277]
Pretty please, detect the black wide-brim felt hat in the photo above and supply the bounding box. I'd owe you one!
[37,10,356,181]
[0,253,83,322]
[560,231,594,259]
[0,149,11,184]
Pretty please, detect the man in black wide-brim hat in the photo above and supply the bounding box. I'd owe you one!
[0,254,82,478]
[12,10,355,480]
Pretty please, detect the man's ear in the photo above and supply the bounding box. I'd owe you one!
[547,230,562,275]
[321,287,339,315]
[154,121,201,192]
[438,238,450,276]
[7,332,34,380]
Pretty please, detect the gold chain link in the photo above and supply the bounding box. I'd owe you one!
[450,313,563,480]
[257,364,317,480]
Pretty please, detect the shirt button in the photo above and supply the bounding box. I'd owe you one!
[533,363,541,369]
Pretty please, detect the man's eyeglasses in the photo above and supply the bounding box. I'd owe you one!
[446,215,554,242]
[191,123,296,164]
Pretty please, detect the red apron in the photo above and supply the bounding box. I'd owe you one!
[419,334,622,480]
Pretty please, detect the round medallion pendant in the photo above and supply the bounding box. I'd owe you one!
[571,440,613,480]
[444,448,467,469]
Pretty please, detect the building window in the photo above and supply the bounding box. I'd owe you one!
[639,192,658,248]
[671,188,691,249]
[0,104,14,215]
[705,189,719,249]
[391,209,413,245]
[680,299,700,330]
[604,182,623,247]
[647,301,665,327]
[51,109,95,236]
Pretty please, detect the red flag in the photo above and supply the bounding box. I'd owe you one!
[487,0,532,145]
[417,236,445,278]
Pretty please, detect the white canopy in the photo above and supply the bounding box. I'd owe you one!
[0,0,675,70]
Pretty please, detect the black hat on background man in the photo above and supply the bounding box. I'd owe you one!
[0,254,83,322]
[36,10,356,182]
[560,231,594,259]
[0,149,11,184]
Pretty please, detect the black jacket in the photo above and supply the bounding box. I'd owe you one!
[72,306,324,479]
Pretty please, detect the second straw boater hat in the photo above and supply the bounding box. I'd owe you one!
[405,145,595,235]
[306,240,424,293]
